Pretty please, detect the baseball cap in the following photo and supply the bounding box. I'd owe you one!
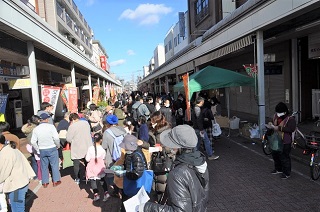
[160,125,198,149]
[39,113,51,120]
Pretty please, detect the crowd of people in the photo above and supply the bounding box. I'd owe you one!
[0,91,224,211]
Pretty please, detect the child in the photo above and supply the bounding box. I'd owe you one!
[85,133,110,202]
[123,119,133,135]
[138,116,149,143]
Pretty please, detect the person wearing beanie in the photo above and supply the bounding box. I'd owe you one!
[139,125,209,211]
[269,102,296,179]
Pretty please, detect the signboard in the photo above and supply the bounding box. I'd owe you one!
[68,87,78,113]
[41,86,60,117]
[182,73,190,121]
[179,12,185,37]
[8,78,31,89]
[0,94,9,114]
[309,32,320,59]
[100,55,107,71]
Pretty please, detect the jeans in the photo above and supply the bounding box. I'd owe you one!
[7,184,28,212]
[195,129,213,157]
[40,147,61,184]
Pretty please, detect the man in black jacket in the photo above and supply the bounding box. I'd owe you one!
[140,125,209,211]
[191,96,218,160]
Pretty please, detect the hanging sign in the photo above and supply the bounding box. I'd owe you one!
[243,64,257,77]
[41,85,60,116]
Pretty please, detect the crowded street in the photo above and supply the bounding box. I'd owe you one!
[23,132,320,212]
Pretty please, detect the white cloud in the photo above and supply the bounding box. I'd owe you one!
[109,59,126,67]
[127,50,135,56]
[119,4,172,25]
[86,0,94,6]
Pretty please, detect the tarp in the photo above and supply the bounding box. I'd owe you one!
[174,65,255,97]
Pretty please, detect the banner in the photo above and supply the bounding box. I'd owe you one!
[100,56,107,71]
[105,84,110,99]
[68,87,78,113]
[92,85,100,105]
[41,86,60,116]
[0,94,9,114]
[243,64,257,77]
[182,73,191,121]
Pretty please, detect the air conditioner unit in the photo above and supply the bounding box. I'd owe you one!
[62,76,72,83]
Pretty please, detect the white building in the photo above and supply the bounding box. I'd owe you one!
[154,44,165,69]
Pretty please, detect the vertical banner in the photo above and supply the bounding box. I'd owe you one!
[105,84,110,99]
[41,85,61,117]
[182,73,191,121]
[0,94,9,114]
[100,56,107,71]
[68,87,78,113]
[92,85,100,105]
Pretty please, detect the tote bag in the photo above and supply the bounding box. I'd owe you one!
[123,152,154,196]
[62,143,74,169]
[268,132,283,152]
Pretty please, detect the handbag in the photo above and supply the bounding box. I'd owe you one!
[150,151,173,174]
[123,152,154,196]
[92,123,102,132]
[268,131,283,152]
[211,119,222,137]
[59,130,67,139]
[62,143,74,169]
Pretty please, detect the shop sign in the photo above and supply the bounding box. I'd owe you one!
[8,78,31,89]
[41,86,61,118]
[100,56,107,71]
[309,32,320,59]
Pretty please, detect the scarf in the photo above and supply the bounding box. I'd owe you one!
[174,148,206,167]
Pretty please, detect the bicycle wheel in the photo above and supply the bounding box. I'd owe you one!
[310,150,320,180]
[262,139,272,155]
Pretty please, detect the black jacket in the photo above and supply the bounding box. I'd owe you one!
[144,162,209,211]
[124,148,147,180]
[191,105,204,131]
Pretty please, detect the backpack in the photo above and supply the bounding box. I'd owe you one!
[106,129,124,161]
[132,104,142,122]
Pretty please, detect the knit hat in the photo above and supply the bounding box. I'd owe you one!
[160,125,198,149]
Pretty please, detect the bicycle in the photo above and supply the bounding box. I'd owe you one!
[305,135,320,180]
[261,111,306,155]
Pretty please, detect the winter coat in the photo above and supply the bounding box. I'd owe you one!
[144,161,209,211]
[102,126,127,167]
[124,147,147,180]
[66,120,92,159]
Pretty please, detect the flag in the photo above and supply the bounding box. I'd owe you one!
[243,64,257,77]
[182,73,191,121]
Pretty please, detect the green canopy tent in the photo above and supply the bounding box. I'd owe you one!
[174,65,255,122]
[174,65,255,96]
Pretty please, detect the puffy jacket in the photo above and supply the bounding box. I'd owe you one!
[144,162,209,211]
[124,148,147,180]
[191,105,204,131]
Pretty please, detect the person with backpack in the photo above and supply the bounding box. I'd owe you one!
[139,125,209,211]
[131,96,150,134]
[102,115,127,194]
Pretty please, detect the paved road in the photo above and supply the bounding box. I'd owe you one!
[24,134,320,212]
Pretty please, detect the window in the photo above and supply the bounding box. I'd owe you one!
[195,0,209,25]
[165,45,168,53]
[174,37,177,47]
[177,34,181,44]
[169,40,172,50]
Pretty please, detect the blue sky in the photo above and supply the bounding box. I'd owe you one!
[74,0,187,82]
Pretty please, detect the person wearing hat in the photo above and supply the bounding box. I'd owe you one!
[102,105,114,125]
[140,125,209,212]
[102,114,127,194]
[37,102,54,125]
[119,134,148,212]
[268,102,296,179]
[30,113,61,188]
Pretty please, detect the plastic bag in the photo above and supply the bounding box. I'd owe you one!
[249,124,260,139]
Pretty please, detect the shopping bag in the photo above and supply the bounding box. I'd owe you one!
[249,124,260,138]
[62,143,73,169]
[268,132,283,152]
[123,170,154,197]
[212,119,222,137]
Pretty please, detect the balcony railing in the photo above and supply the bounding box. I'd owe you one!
[56,3,64,21]
[20,0,36,12]
[79,11,83,22]
[66,15,73,29]
[84,19,88,29]
[72,0,78,14]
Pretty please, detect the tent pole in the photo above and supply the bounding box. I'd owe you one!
[257,31,265,137]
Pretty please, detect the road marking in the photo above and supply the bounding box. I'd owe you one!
[226,136,320,185]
